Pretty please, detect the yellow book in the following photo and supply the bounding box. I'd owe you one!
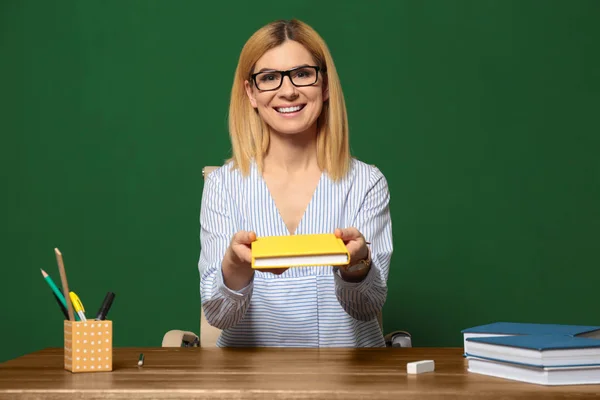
[251,233,350,269]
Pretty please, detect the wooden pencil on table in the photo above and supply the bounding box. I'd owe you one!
[55,248,75,321]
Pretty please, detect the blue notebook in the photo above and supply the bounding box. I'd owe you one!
[467,356,600,386]
[462,322,600,337]
[467,335,600,351]
[465,334,600,368]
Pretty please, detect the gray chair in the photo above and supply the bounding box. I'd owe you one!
[162,166,411,348]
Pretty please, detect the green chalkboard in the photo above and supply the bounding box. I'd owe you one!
[1,0,599,363]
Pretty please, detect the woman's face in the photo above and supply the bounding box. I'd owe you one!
[245,40,328,136]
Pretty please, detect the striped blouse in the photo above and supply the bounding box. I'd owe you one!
[198,158,393,347]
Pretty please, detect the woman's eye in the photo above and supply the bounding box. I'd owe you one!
[260,74,278,81]
[294,69,314,79]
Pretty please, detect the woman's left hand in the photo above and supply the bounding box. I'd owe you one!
[334,227,370,268]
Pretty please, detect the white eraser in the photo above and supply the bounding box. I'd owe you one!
[407,360,435,374]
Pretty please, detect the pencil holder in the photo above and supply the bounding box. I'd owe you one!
[64,320,113,373]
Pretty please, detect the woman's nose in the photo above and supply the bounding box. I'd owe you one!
[278,76,298,97]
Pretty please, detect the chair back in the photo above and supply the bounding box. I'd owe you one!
[200,166,222,347]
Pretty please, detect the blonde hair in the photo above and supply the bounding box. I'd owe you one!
[227,19,350,181]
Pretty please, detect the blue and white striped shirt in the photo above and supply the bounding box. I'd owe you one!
[198,158,393,347]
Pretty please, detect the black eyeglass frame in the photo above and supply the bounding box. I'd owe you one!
[251,65,323,91]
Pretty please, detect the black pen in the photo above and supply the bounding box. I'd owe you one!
[95,292,115,320]
[52,291,70,320]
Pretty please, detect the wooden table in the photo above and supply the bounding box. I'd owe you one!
[1,347,599,399]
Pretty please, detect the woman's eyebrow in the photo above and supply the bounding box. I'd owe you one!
[256,64,310,73]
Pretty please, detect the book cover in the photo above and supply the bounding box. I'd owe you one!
[251,233,350,269]
[462,322,600,337]
[466,334,600,352]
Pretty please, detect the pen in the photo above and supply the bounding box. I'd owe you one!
[40,269,79,321]
[95,292,115,321]
[69,292,87,321]
[52,291,69,320]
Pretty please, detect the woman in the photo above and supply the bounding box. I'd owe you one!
[198,19,393,347]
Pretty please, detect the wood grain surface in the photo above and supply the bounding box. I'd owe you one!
[1,347,599,399]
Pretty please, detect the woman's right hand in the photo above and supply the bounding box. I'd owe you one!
[225,231,256,267]
[222,231,287,291]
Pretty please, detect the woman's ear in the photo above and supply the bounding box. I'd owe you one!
[244,80,258,108]
[322,75,329,102]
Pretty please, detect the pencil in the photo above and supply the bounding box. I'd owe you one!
[40,269,70,320]
[55,248,75,321]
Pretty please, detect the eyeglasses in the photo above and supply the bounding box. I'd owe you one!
[251,66,321,91]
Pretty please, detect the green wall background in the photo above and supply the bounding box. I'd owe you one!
[1,0,599,363]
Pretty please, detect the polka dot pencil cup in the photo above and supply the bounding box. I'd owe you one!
[64,320,113,373]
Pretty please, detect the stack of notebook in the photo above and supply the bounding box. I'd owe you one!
[461,322,600,385]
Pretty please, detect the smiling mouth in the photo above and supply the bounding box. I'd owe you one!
[274,104,306,114]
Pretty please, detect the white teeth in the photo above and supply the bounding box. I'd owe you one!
[276,105,302,113]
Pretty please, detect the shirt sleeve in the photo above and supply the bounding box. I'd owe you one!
[198,171,253,330]
[334,167,393,321]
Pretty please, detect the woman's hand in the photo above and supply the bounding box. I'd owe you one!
[334,228,369,264]
[222,231,287,290]
[225,231,256,266]
[334,227,371,282]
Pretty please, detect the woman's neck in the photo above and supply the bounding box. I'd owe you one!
[263,127,319,174]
